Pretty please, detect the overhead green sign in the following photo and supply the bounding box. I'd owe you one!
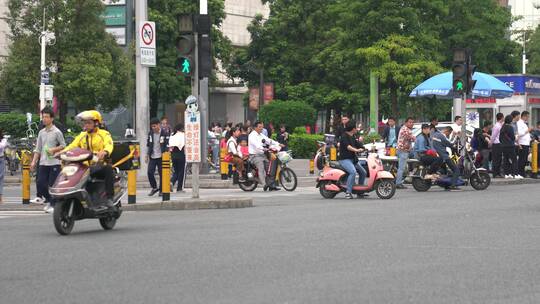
[102,6,126,26]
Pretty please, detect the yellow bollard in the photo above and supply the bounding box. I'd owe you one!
[532,141,538,178]
[128,170,137,204]
[330,145,337,161]
[220,146,228,180]
[162,151,171,201]
[21,151,31,204]
[309,157,315,175]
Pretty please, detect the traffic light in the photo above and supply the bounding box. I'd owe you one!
[452,49,467,95]
[176,35,195,77]
[198,35,212,78]
[466,64,477,94]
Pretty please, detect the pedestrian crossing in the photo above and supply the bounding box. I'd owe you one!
[0,211,46,219]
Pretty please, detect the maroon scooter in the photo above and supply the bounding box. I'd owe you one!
[49,148,126,235]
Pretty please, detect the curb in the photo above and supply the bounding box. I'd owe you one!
[123,197,253,211]
[0,198,253,212]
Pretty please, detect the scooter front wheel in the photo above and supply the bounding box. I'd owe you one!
[319,181,338,199]
[279,167,297,192]
[375,179,396,199]
[470,171,490,190]
[53,200,75,235]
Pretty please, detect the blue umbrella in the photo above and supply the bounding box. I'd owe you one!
[409,71,514,99]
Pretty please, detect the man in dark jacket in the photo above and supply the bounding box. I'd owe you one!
[334,115,350,145]
[473,121,492,170]
[146,118,170,196]
[381,117,400,148]
[432,126,460,190]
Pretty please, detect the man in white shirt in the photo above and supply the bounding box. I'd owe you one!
[248,121,281,191]
[516,111,532,177]
[450,115,463,143]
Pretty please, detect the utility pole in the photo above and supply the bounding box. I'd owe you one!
[199,0,209,174]
[135,0,150,178]
[39,8,55,117]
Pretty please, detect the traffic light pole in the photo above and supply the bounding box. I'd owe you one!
[198,0,209,175]
[135,0,150,179]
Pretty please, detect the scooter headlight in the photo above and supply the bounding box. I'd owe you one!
[61,165,78,177]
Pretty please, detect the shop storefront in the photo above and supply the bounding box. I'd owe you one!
[465,74,540,127]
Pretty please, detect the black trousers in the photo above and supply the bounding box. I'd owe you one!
[148,157,162,190]
[90,165,114,199]
[419,155,443,174]
[443,158,460,186]
[37,165,61,204]
[501,146,517,176]
[517,145,530,177]
[171,152,186,191]
[492,144,502,176]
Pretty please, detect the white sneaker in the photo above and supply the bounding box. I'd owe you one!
[515,175,524,179]
[44,204,54,213]
[31,197,45,205]
[505,175,513,179]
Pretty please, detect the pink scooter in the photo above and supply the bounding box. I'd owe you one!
[316,153,396,199]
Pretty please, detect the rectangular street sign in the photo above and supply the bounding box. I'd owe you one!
[140,48,156,66]
[41,70,50,85]
[185,111,201,163]
[101,0,126,5]
[102,6,126,26]
[106,27,126,45]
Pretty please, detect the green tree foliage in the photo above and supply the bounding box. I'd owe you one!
[259,100,316,131]
[0,0,132,118]
[148,0,231,117]
[233,0,520,121]
[527,26,540,75]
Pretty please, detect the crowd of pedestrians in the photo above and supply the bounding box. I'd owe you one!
[376,111,540,191]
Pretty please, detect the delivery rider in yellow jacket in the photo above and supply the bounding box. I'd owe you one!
[64,110,115,207]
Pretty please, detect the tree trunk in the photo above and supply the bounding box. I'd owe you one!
[390,82,398,118]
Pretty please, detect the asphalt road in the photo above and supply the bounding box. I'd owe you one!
[2,185,540,304]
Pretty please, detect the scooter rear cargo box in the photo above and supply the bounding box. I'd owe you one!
[110,140,140,171]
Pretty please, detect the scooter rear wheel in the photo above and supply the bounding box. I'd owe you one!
[99,217,117,230]
[319,181,338,199]
[53,200,75,235]
[412,177,432,192]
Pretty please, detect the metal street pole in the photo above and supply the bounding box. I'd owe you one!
[191,31,200,198]
[135,0,150,178]
[199,0,209,175]
[369,71,379,134]
[258,69,264,118]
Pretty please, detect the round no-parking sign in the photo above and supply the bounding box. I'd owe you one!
[139,21,156,49]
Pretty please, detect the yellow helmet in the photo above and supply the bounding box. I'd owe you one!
[77,110,103,124]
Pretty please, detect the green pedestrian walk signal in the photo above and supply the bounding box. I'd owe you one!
[176,57,193,77]
[455,80,463,91]
[181,58,191,74]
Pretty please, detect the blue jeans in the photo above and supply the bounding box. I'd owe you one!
[339,159,367,194]
[396,150,412,185]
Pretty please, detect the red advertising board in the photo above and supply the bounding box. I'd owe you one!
[466,97,496,104]
[263,83,274,104]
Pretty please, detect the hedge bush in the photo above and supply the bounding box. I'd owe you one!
[0,113,40,138]
[288,133,324,159]
[259,100,316,132]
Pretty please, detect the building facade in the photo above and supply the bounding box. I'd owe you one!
[0,0,9,61]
